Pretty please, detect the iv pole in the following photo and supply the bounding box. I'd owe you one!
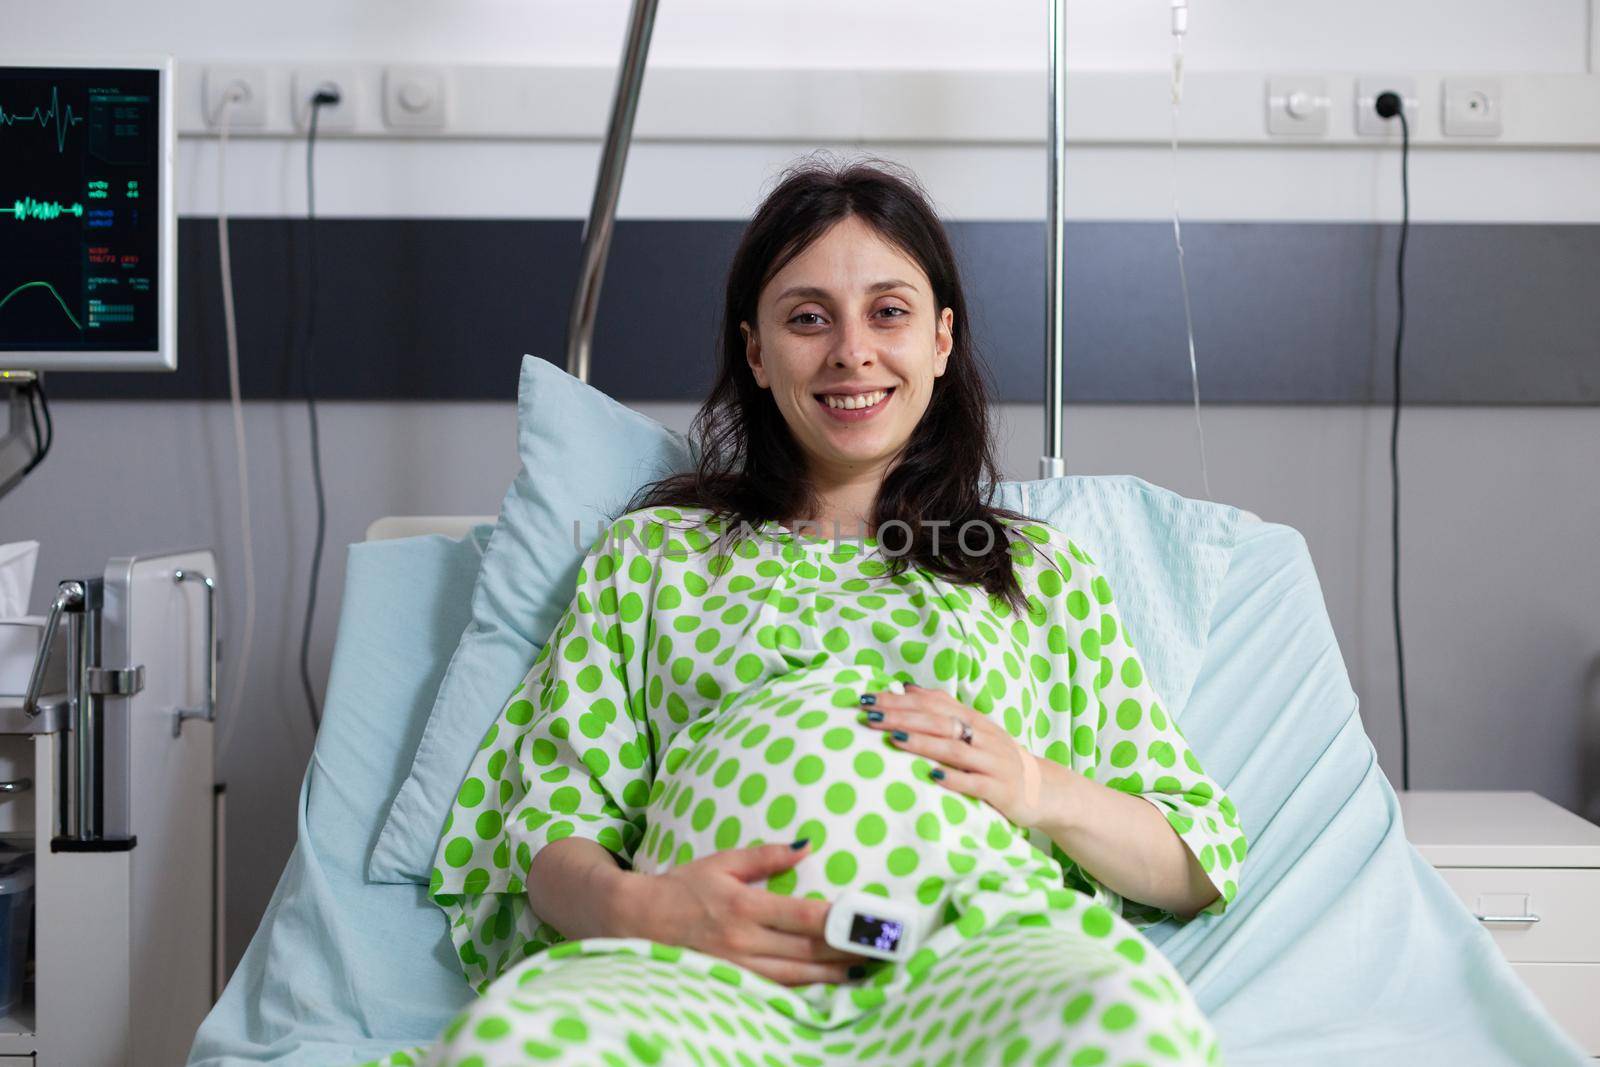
[1041,0,1068,479]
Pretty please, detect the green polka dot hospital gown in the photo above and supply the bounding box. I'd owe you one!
[369,507,1247,1067]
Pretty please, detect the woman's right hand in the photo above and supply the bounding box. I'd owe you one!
[636,841,863,987]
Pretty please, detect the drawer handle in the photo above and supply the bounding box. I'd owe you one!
[1474,913,1541,925]
[0,778,30,794]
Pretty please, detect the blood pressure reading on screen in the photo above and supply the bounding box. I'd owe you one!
[0,67,160,351]
[848,913,904,952]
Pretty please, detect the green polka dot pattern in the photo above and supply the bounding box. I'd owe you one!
[412,506,1244,1064]
[363,920,1222,1067]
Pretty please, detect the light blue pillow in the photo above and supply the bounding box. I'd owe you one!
[368,356,1239,885]
[366,355,695,883]
[991,476,1240,720]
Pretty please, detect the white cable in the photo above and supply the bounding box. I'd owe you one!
[1169,16,1214,502]
[211,87,258,756]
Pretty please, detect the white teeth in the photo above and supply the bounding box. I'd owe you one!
[823,390,888,410]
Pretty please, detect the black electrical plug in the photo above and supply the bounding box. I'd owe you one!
[312,87,341,108]
[1374,91,1402,119]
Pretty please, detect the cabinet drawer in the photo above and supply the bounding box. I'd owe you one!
[1511,962,1600,1056]
[1435,867,1600,963]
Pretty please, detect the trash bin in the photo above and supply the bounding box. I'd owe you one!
[0,852,33,1018]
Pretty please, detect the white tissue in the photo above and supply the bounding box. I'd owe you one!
[0,541,44,697]
[0,542,38,618]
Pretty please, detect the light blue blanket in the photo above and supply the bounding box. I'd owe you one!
[188,517,1588,1065]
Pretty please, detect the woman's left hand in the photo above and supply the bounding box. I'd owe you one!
[859,684,1054,831]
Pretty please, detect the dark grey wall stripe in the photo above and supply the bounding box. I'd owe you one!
[45,219,1600,404]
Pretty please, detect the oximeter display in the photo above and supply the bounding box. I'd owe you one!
[848,913,904,952]
[825,891,918,961]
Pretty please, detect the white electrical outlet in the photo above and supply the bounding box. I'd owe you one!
[1356,77,1418,136]
[1442,78,1502,137]
[383,66,448,129]
[292,68,360,132]
[202,66,268,128]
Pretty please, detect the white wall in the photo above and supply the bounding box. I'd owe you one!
[16,0,1595,71]
[6,0,1600,983]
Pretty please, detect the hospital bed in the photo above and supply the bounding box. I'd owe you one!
[189,0,1591,1061]
[188,488,1590,1065]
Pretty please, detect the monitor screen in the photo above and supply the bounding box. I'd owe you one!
[0,61,174,370]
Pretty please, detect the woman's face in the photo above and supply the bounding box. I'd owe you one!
[741,215,954,483]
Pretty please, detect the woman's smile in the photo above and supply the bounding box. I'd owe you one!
[815,386,895,421]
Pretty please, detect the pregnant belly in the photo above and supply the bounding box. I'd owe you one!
[631,666,1041,936]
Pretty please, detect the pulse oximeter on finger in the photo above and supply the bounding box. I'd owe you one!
[824,890,922,962]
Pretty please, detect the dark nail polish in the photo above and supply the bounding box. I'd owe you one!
[931,769,946,780]
[847,964,866,980]
[858,693,877,706]
[790,837,810,850]
[892,730,909,741]
[866,710,884,722]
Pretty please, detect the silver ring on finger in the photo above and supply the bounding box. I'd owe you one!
[958,720,974,745]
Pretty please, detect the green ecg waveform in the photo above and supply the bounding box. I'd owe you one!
[0,86,84,153]
[7,197,85,221]
[0,281,85,332]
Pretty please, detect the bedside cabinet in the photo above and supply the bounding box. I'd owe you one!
[1398,790,1600,1058]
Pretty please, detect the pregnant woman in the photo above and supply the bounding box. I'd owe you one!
[382,156,1246,1067]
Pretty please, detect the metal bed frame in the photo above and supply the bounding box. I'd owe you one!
[562,0,1070,480]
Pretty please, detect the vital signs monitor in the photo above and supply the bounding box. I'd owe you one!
[0,58,175,371]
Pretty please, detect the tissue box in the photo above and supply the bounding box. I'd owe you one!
[0,617,65,699]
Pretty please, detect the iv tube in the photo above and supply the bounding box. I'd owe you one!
[1170,2,1214,501]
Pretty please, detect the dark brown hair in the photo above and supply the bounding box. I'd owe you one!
[622,153,1031,614]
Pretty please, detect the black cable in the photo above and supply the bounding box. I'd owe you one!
[298,91,338,733]
[37,378,52,458]
[1376,91,1412,792]
[20,378,53,476]
[21,385,43,473]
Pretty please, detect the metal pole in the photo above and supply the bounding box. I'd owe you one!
[78,596,99,839]
[564,0,661,384]
[1041,0,1067,479]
